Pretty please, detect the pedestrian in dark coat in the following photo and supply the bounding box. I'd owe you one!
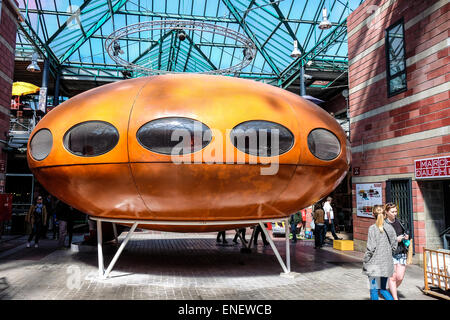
[313,206,325,249]
[26,196,48,248]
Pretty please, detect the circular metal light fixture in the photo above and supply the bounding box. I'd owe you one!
[290,40,301,58]
[27,52,41,73]
[319,7,332,30]
[105,20,257,75]
[177,30,187,41]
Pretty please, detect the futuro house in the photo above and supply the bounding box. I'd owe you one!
[27,74,350,232]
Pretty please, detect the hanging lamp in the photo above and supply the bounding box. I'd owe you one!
[318,7,332,30]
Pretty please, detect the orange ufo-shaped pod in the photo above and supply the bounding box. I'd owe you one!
[27,74,350,232]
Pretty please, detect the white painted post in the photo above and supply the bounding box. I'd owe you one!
[259,222,288,273]
[97,220,104,278]
[103,222,138,279]
[285,218,291,272]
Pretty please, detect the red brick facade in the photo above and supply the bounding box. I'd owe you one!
[321,94,348,115]
[347,0,449,263]
[0,0,19,191]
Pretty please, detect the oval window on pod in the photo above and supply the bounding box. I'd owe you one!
[137,117,212,155]
[30,129,53,161]
[63,121,119,157]
[230,120,294,156]
[307,128,341,161]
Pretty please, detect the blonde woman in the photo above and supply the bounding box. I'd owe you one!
[362,205,397,300]
[385,202,410,300]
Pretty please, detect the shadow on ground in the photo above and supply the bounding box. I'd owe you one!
[69,236,363,278]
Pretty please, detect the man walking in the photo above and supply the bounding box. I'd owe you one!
[289,212,301,243]
[323,197,342,241]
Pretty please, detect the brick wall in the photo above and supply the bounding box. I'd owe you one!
[347,0,449,263]
[0,0,19,190]
[321,93,348,115]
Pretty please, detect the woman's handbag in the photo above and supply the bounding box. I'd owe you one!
[310,220,315,230]
[406,239,413,265]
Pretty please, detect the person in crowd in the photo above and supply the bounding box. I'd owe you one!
[253,224,269,246]
[40,194,53,239]
[385,202,410,300]
[313,204,325,249]
[299,209,307,237]
[323,197,342,241]
[26,196,48,248]
[52,209,59,240]
[362,205,397,300]
[55,199,73,248]
[216,230,227,244]
[233,228,247,244]
[289,212,301,243]
[43,194,54,239]
[83,216,97,245]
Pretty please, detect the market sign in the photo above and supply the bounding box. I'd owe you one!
[356,183,383,218]
[415,156,450,179]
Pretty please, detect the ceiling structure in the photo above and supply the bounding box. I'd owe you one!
[14,0,365,100]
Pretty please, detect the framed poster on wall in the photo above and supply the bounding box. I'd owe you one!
[356,183,383,218]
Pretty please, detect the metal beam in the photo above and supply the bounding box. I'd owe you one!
[280,18,348,89]
[221,0,280,76]
[261,22,282,49]
[269,0,302,52]
[59,0,128,63]
[117,9,236,23]
[185,33,217,71]
[166,33,176,71]
[44,0,93,46]
[17,18,60,68]
[183,42,194,72]
[132,29,173,64]
[90,34,156,44]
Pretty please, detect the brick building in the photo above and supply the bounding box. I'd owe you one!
[347,0,449,263]
[0,0,20,193]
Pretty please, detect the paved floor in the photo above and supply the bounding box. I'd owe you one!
[0,229,437,300]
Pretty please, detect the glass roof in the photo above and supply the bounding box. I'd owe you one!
[15,0,364,86]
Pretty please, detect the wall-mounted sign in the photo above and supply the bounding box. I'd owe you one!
[356,183,383,218]
[415,156,450,179]
[353,167,360,176]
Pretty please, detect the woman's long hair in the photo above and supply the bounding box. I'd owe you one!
[372,205,385,232]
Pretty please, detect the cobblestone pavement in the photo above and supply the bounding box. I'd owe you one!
[0,230,437,300]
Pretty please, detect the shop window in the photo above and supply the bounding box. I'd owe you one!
[30,129,53,161]
[230,120,294,157]
[63,121,119,157]
[385,19,407,97]
[137,117,211,155]
[307,128,341,161]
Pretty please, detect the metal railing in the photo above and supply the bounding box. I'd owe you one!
[8,117,36,148]
[423,248,450,300]
[9,117,35,133]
